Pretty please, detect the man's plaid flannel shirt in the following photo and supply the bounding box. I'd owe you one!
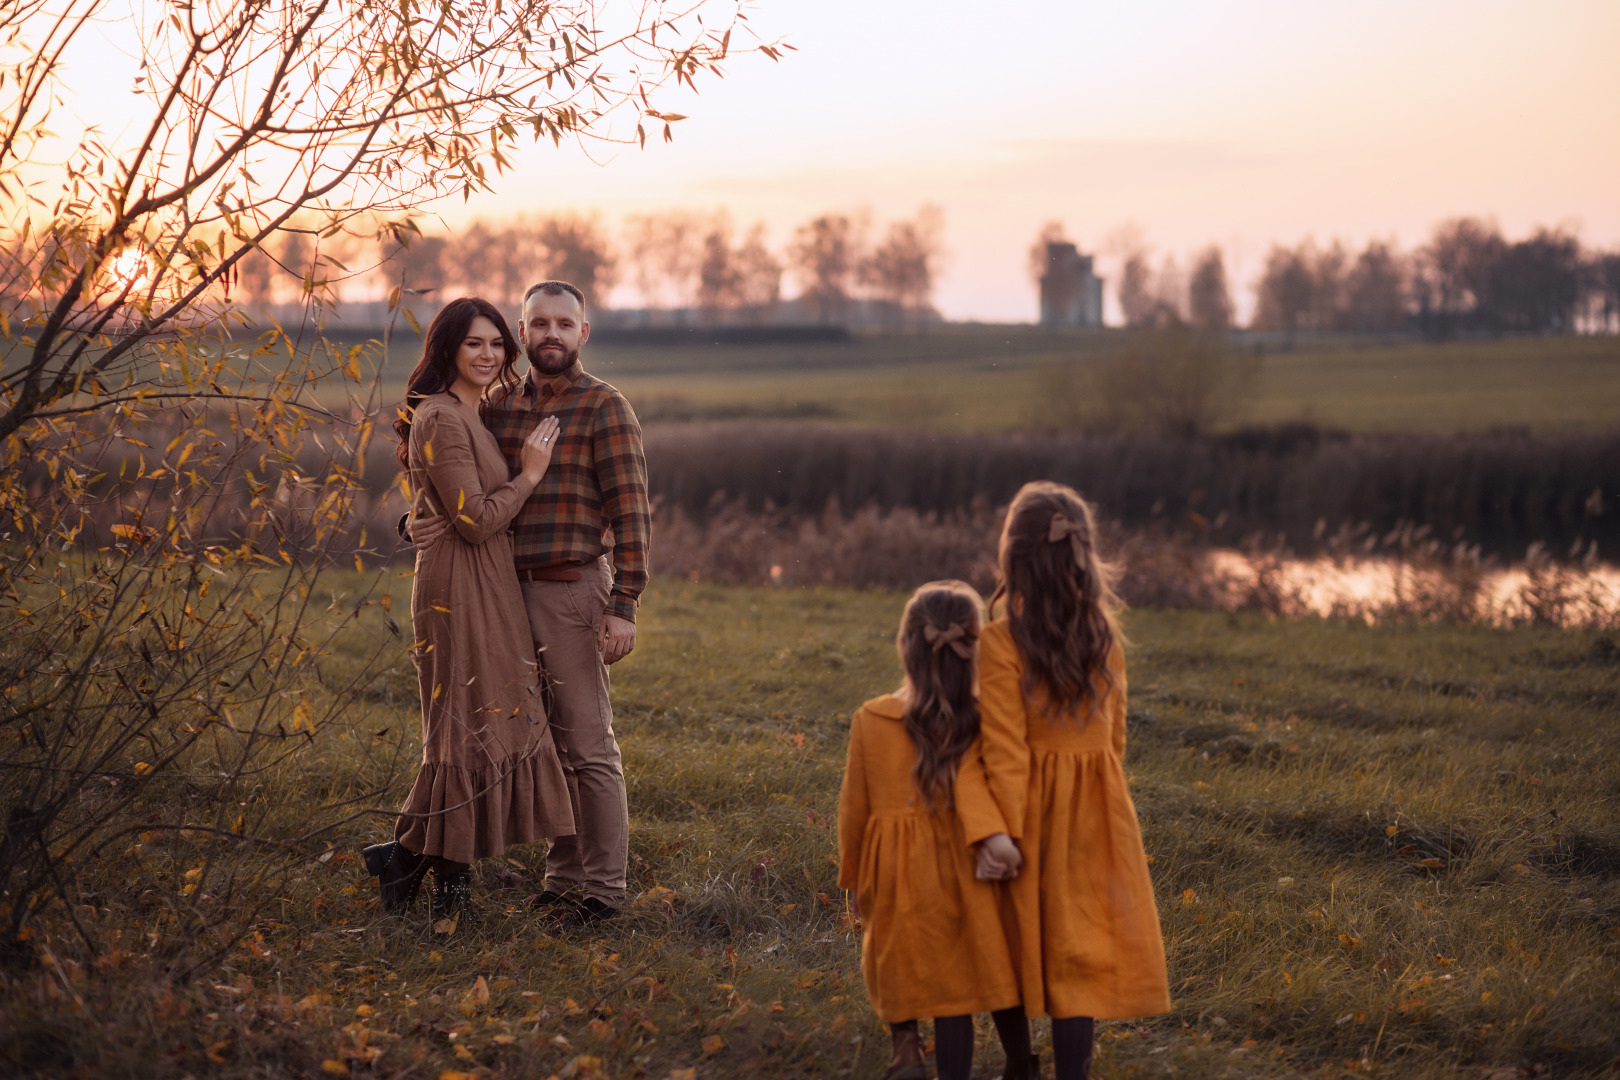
[483,360,649,623]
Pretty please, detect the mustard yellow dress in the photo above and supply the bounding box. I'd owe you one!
[973,620,1171,1020]
[837,694,1021,1022]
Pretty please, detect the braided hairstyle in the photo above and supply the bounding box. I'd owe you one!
[895,579,984,811]
[990,481,1123,722]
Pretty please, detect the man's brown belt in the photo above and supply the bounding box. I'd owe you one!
[518,564,584,582]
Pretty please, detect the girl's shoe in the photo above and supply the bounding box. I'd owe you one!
[430,866,474,926]
[883,1022,928,1080]
[361,841,427,911]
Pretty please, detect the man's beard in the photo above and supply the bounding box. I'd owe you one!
[526,338,580,376]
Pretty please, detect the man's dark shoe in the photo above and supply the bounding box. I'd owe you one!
[531,889,581,914]
[566,896,620,928]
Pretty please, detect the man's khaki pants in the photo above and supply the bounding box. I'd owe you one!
[521,556,628,904]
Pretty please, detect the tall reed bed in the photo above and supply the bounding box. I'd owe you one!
[645,424,1619,561]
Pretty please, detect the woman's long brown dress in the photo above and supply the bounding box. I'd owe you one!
[394,393,574,863]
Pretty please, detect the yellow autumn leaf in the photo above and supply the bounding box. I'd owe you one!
[292,701,315,733]
[469,975,490,1003]
[1385,824,1399,836]
[702,1033,726,1055]
[438,1073,477,1080]
[133,762,154,776]
[320,1060,350,1076]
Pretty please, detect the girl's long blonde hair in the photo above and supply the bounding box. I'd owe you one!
[990,481,1123,721]
[896,580,984,812]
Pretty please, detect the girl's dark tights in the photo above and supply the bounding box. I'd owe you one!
[932,1009,1035,1080]
[933,1015,974,1080]
[1052,1015,1096,1080]
[991,1006,1034,1078]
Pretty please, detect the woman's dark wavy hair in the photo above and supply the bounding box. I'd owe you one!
[990,481,1123,722]
[392,297,521,468]
[896,579,984,812]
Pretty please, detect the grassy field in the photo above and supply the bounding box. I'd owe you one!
[352,327,1620,435]
[5,575,1619,1078]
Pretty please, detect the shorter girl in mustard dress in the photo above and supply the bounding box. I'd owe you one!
[976,481,1172,1080]
[837,581,1034,1080]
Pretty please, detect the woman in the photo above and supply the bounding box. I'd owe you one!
[362,297,575,924]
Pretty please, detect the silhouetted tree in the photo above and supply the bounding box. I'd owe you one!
[858,206,944,330]
[1309,240,1348,331]
[379,226,447,301]
[1413,217,1504,338]
[789,214,860,324]
[696,217,742,324]
[1186,246,1232,333]
[1484,228,1582,334]
[1252,244,1313,333]
[537,213,617,305]
[1344,240,1408,332]
[733,224,783,324]
[1589,252,1620,333]
[625,211,702,318]
[1119,250,1158,328]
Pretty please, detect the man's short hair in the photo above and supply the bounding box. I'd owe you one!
[523,280,586,316]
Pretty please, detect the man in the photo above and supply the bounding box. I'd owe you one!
[414,280,649,924]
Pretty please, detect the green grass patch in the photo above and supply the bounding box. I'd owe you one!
[5,577,1618,1078]
[352,327,1620,435]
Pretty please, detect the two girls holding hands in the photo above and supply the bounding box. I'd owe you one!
[839,481,1170,1080]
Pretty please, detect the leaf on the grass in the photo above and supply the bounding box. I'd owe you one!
[469,975,489,1003]
[1419,858,1444,869]
[702,1033,725,1056]
[433,915,458,935]
[319,1060,350,1077]
[667,1070,698,1080]
[1385,824,1398,836]
[438,1072,477,1080]
[493,1034,516,1045]
[587,1017,612,1039]
[1181,889,1198,906]
[560,1056,606,1079]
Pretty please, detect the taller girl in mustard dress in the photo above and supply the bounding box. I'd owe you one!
[975,481,1170,1079]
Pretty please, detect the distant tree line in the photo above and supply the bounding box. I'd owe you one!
[225,207,947,330]
[1108,217,1620,338]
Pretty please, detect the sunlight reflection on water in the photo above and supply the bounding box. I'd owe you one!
[1205,553,1620,628]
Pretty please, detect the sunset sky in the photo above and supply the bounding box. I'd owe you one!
[50,0,1620,322]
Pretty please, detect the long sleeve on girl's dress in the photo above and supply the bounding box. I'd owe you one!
[836,714,871,890]
[976,626,1032,839]
[953,740,1009,845]
[412,406,534,545]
